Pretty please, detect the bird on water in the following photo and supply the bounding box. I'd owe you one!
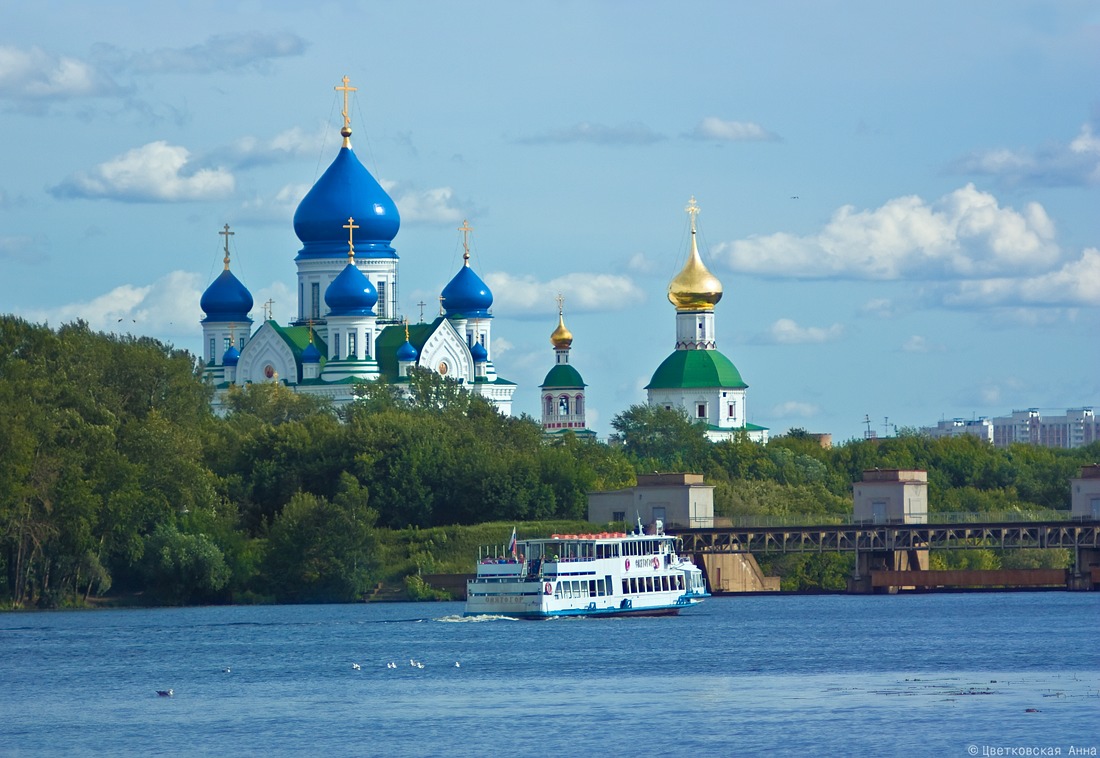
[156,689,173,697]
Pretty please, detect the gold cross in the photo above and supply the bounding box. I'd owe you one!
[263,298,274,321]
[219,223,234,270]
[343,217,358,262]
[417,300,426,322]
[307,317,314,344]
[439,295,445,315]
[458,219,472,264]
[335,75,356,131]
[555,292,565,316]
[403,317,410,341]
[685,196,700,232]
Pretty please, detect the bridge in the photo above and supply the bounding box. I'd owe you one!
[669,518,1100,593]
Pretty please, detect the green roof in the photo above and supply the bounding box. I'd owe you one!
[540,363,586,389]
[645,349,747,390]
[269,321,327,371]
[375,320,439,381]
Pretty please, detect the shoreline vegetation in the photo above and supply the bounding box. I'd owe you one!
[1,317,1093,610]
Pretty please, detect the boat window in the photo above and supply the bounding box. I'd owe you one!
[622,579,629,594]
[677,575,684,591]
[590,580,599,597]
[605,576,613,596]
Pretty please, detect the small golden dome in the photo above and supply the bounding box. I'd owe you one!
[551,312,573,348]
[668,228,723,311]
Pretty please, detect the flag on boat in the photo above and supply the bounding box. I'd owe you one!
[508,527,517,558]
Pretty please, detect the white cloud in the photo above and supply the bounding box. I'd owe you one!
[20,270,204,335]
[388,184,465,224]
[518,121,665,146]
[688,116,779,142]
[491,337,514,357]
[943,247,1100,308]
[714,184,1060,281]
[486,272,645,317]
[238,182,311,223]
[215,125,328,169]
[0,236,41,263]
[759,318,843,344]
[251,281,295,325]
[953,122,1100,187]
[0,45,121,101]
[51,141,235,202]
[860,298,895,318]
[770,401,821,418]
[901,335,940,353]
[626,252,659,274]
[95,32,307,75]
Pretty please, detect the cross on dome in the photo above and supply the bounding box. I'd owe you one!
[685,195,700,232]
[219,223,235,270]
[335,75,357,146]
[458,219,473,265]
[343,217,359,262]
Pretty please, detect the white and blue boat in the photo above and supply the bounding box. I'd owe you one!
[464,521,709,618]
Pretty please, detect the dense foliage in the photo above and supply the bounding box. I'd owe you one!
[1,317,1094,606]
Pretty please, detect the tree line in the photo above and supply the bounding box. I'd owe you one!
[1,316,1094,606]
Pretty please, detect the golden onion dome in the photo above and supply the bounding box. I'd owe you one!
[668,227,723,311]
[550,311,573,348]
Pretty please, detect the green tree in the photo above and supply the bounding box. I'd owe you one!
[610,404,710,472]
[138,523,230,605]
[262,476,379,602]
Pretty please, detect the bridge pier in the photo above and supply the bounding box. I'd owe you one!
[848,548,928,594]
[1069,547,1100,591]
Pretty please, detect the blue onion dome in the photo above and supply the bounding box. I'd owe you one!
[302,341,321,364]
[201,268,254,323]
[470,340,488,363]
[293,146,400,260]
[442,262,493,318]
[325,262,378,316]
[222,345,240,366]
[396,339,418,362]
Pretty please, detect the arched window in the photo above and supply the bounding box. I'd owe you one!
[545,395,554,416]
[558,396,569,415]
[575,394,584,415]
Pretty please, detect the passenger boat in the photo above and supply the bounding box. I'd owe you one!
[464,521,709,618]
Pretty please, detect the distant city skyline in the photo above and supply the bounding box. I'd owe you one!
[1,2,1096,440]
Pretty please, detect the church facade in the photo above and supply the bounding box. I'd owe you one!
[199,78,515,413]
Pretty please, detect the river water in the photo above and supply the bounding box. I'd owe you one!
[1,593,1097,757]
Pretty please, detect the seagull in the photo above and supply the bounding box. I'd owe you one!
[223,667,231,674]
[416,662,424,669]
[156,689,173,697]
[454,662,461,668]
[352,663,361,670]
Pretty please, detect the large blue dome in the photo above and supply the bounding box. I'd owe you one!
[442,264,493,318]
[325,262,377,316]
[293,147,400,260]
[201,269,254,323]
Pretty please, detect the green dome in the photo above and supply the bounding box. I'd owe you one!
[540,363,586,389]
[645,349,747,390]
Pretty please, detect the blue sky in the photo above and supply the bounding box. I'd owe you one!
[2,1,1097,441]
